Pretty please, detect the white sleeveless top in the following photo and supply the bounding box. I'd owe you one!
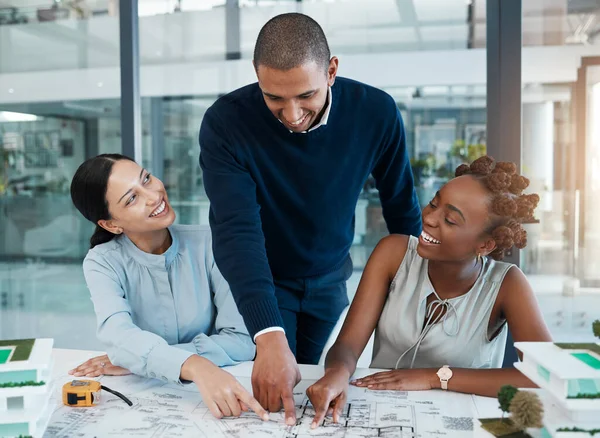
[371,236,512,370]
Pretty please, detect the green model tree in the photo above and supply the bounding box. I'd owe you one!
[593,319,600,339]
[498,385,519,416]
[481,386,538,437]
[509,391,544,429]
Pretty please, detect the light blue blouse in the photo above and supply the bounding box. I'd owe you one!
[83,224,254,384]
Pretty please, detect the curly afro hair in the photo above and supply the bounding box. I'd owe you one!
[455,156,539,260]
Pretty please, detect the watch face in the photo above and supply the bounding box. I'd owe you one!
[437,368,453,379]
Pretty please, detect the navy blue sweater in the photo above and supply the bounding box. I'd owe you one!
[199,77,421,337]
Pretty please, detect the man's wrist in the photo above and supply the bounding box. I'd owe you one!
[253,326,285,343]
[255,330,289,350]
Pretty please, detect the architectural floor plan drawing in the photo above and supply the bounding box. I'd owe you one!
[44,371,477,438]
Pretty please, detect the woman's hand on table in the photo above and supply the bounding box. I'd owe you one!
[68,354,131,378]
[350,368,438,391]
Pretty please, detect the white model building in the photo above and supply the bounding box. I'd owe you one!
[0,338,54,438]
[515,342,600,437]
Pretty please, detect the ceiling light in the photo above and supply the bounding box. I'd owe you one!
[63,102,110,114]
[0,111,39,122]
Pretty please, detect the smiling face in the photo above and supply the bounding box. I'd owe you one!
[417,175,497,262]
[256,58,338,133]
[98,159,176,235]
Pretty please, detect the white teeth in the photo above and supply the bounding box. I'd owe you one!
[289,114,307,125]
[150,201,166,217]
[421,231,441,244]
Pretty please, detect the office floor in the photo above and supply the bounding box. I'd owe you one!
[0,262,598,366]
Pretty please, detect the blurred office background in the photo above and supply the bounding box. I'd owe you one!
[0,0,599,351]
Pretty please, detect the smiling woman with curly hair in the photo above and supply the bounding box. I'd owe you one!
[306,156,552,428]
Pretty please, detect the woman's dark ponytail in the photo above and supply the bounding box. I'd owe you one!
[70,154,134,249]
[90,225,118,249]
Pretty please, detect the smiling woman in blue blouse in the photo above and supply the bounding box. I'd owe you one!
[68,154,268,421]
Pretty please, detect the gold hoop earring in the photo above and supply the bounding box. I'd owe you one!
[477,253,482,265]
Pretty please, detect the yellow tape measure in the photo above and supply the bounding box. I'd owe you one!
[62,380,133,407]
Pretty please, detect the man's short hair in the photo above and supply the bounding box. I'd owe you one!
[253,13,331,72]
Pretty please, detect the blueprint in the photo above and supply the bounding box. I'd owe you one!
[44,372,477,438]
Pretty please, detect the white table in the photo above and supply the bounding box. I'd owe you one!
[45,349,502,437]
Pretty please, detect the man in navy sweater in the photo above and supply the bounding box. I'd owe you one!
[199,13,421,422]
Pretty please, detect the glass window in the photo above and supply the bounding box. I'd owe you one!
[0,4,121,348]
[144,97,217,226]
[521,0,600,343]
[351,86,486,269]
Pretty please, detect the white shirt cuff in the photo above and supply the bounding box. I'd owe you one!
[253,326,285,343]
